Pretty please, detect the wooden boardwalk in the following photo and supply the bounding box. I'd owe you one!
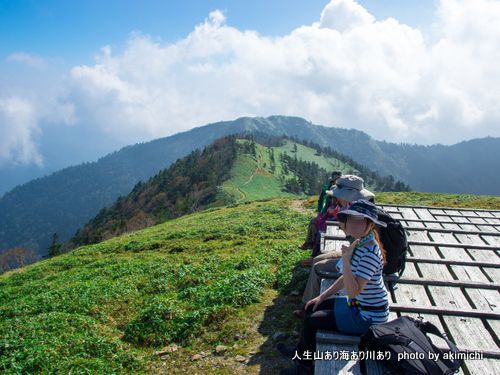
[315,204,500,374]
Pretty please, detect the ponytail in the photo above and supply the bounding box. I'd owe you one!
[369,223,387,265]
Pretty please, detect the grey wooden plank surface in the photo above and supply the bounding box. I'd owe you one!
[428,284,500,374]
[391,282,445,334]
[413,207,436,221]
[319,205,500,373]
[403,229,465,358]
[378,204,500,213]
[426,224,500,374]
[323,225,349,254]
[315,342,361,374]
[466,287,500,344]
[455,233,500,287]
[407,230,453,280]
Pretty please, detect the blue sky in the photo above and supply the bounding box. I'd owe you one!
[1,0,437,65]
[0,0,499,194]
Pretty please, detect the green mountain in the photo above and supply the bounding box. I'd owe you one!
[1,115,498,258]
[69,136,408,249]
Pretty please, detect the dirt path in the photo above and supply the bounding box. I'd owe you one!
[290,199,314,216]
[236,156,262,203]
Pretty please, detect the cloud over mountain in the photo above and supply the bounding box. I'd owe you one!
[1,0,499,167]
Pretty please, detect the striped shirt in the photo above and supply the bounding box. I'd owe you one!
[341,231,390,324]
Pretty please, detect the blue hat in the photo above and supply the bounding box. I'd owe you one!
[337,199,386,227]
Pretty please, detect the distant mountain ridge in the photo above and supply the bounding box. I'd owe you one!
[0,115,498,257]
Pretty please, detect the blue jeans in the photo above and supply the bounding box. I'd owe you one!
[334,296,374,335]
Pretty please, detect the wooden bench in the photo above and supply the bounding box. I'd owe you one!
[314,279,387,374]
[315,205,500,374]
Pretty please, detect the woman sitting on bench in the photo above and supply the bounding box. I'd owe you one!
[278,200,390,374]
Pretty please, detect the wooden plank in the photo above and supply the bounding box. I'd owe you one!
[421,220,445,230]
[466,288,500,313]
[407,258,500,268]
[318,271,500,290]
[321,278,346,297]
[480,235,500,279]
[424,231,500,374]
[481,234,500,246]
[482,266,500,285]
[429,233,499,374]
[317,331,360,345]
[465,224,500,233]
[401,261,419,278]
[440,221,462,230]
[438,213,500,221]
[322,204,500,372]
[326,219,500,228]
[391,283,446,337]
[315,336,391,374]
[409,240,499,251]
[316,205,500,373]
[428,284,500,374]
[324,236,500,251]
[454,233,500,286]
[322,226,349,254]
[388,209,500,221]
[407,229,454,281]
[486,217,500,225]
[404,227,473,372]
[476,211,500,218]
[408,226,498,236]
[395,206,419,220]
[389,303,500,319]
[413,207,437,221]
[324,235,500,251]
[466,288,500,346]
[314,342,360,374]
[467,217,492,225]
[378,204,500,213]
[316,284,385,374]
[430,232,489,283]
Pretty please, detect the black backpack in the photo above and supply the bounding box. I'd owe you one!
[376,208,409,276]
[359,316,462,374]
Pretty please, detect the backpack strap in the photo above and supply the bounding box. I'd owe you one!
[419,320,462,371]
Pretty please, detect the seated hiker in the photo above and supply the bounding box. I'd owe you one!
[300,171,342,251]
[279,200,389,374]
[300,174,374,268]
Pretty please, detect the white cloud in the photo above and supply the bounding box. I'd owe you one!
[318,0,374,31]
[0,91,75,166]
[0,97,42,166]
[1,0,500,167]
[7,52,46,67]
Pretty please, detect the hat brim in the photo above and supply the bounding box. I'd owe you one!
[360,188,375,199]
[332,186,374,202]
[337,210,387,227]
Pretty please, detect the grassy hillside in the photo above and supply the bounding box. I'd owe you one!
[221,139,375,204]
[220,144,293,203]
[0,199,311,374]
[273,140,353,174]
[2,193,499,374]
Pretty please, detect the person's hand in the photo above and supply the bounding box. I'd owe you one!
[305,294,324,312]
[341,239,360,261]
